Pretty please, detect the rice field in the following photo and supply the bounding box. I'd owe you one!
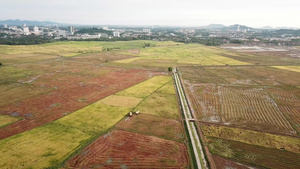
[272,65,300,73]
[0,115,19,127]
[219,86,295,134]
[116,76,172,98]
[0,123,92,169]
[113,44,250,66]
[99,95,143,108]
[207,137,300,169]
[117,114,185,141]
[54,103,131,133]
[201,124,300,153]
[65,130,189,168]
[0,75,176,168]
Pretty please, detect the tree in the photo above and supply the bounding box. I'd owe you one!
[0,62,2,66]
[168,67,173,72]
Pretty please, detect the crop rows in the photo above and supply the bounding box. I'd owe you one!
[187,84,221,122]
[219,86,294,133]
[208,137,300,169]
[66,130,189,168]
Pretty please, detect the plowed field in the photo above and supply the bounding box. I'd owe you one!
[66,130,189,168]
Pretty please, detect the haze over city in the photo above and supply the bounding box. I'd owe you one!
[1,0,300,28]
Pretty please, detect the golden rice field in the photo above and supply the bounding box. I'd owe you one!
[0,115,19,127]
[0,75,173,168]
[116,76,172,98]
[99,95,143,108]
[272,66,300,73]
[113,44,250,66]
[201,124,300,153]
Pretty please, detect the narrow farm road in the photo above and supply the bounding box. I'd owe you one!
[173,67,208,169]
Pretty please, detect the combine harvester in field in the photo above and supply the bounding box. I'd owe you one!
[129,110,140,117]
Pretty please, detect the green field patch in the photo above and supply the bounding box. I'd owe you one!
[100,95,142,108]
[272,66,300,73]
[207,137,300,169]
[55,103,131,133]
[201,125,300,153]
[0,84,48,107]
[0,115,19,127]
[0,66,33,84]
[0,123,92,169]
[157,81,176,94]
[61,53,81,57]
[116,76,171,98]
[134,91,180,119]
[0,53,59,65]
[138,44,250,66]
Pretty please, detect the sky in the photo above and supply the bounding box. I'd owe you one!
[0,0,300,28]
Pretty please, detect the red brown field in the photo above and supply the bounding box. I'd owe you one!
[0,67,153,139]
[116,114,185,141]
[212,155,253,169]
[65,130,189,168]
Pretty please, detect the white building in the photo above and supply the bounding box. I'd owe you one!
[23,27,30,35]
[68,26,74,35]
[3,24,7,28]
[102,26,109,30]
[113,31,120,37]
[143,29,151,33]
[58,30,67,37]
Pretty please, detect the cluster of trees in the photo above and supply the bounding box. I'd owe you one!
[0,35,54,45]
[75,28,113,36]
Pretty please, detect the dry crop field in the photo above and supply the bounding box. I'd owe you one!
[180,44,300,168]
[1,41,299,168]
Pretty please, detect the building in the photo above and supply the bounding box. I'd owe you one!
[3,24,7,28]
[68,26,74,35]
[58,30,67,37]
[23,27,30,35]
[113,31,120,37]
[102,26,109,30]
[143,28,151,33]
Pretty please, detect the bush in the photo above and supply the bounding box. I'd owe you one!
[0,62,2,66]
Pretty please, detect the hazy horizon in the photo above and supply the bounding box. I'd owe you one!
[1,0,300,28]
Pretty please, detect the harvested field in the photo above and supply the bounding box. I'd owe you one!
[117,114,185,141]
[0,67,151,139]
[180,67,228,84]
[65,130,189,168]
[100,95,142,108]
[212,155,252,169]
[180,65,299,135]
[267,87,300,134]
[207,137,300,169]
[186,84,221,122]
[201,124,300,153]
[219,86,295,134]
[0,75,175,168]
[0,115,19,127]
[220,45,300,65]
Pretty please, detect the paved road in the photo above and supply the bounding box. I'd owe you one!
[173,68,208,169]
